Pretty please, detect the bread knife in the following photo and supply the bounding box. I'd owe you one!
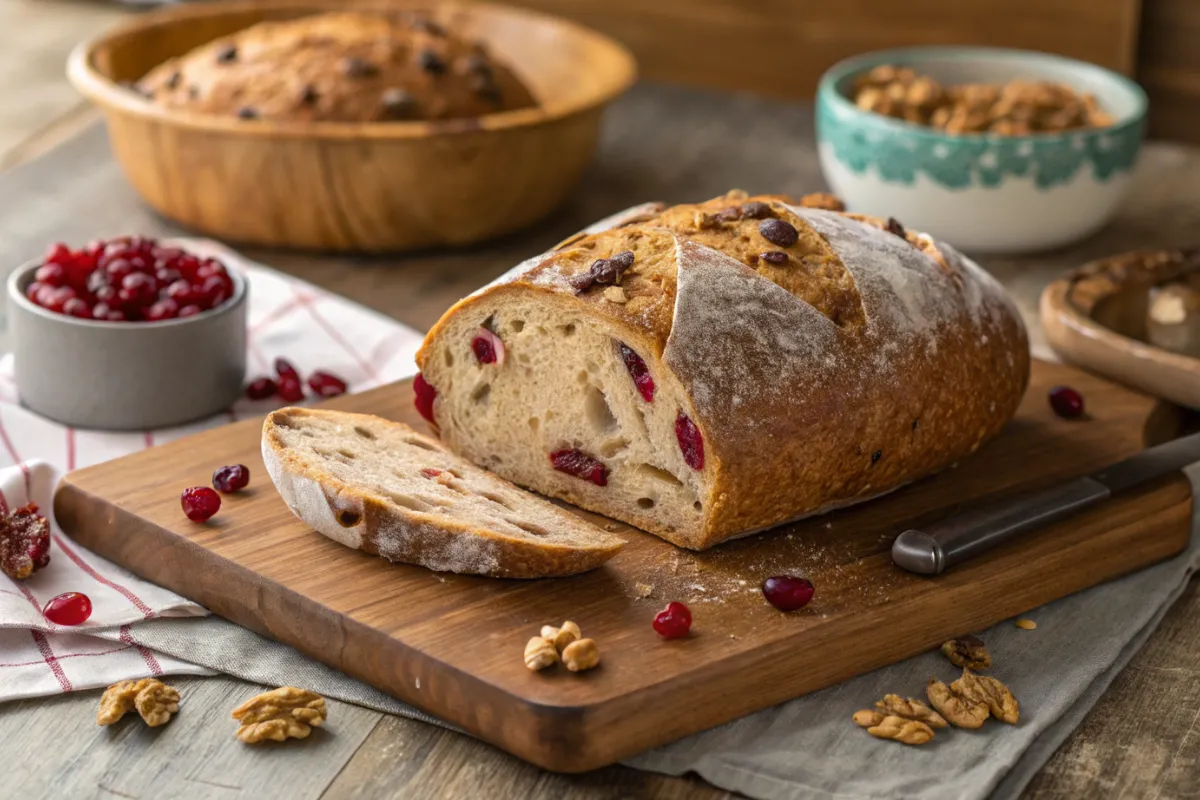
[892,431,1200,575]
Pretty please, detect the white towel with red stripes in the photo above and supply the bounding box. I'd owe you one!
[0,240,422,701]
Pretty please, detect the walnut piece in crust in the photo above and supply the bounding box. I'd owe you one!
[232,687,327,743]
[875,693,948,729]
[98,678,180,727]
[941,635,991,670]
[953,669,1020,725]
[926,677,990,729]
[858,712,935,745]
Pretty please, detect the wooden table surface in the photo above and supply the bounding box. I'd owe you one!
[2,3,1199,799]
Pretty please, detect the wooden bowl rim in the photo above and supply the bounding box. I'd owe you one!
[67,0,638,140]
[1039,250,1200,372]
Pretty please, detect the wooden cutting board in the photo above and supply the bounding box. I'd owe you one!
[53,359,1194,772]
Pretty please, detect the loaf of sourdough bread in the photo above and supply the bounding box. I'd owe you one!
[415,191,1030,550]
[262,407,624,577]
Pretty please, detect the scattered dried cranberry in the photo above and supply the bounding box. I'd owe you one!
[274,358,300,383]
[414,373,438,423]
[675,412,704,470]
[277,377,305,403]
[762,575,815,611]
[760,251,789,265]
[420,467,443,478]
[181,486,221,522]
[1049,386,1085,419]
[619,342,655,402]
[23,237,233,322]
[741,201,774,219]
[652,601,692,639]
[212,464,251,493]
[418,49,447,75]
[885,217,907,239]
[245,377,277,400]
[43,592,92,626]
[472,328,506,366]
[549,449,608,486]
[0,503,51,581]
[758,219,798,248]
[308,370,348,398]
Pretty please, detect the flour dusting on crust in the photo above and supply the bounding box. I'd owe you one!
[664,239,841,433]
[789,207,958,338]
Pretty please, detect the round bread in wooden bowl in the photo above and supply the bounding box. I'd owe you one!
[1040,249,1200,410]
[67,0,636,252]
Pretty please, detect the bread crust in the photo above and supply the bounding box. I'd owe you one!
[417,192,1030,549]
[262,408,623,577]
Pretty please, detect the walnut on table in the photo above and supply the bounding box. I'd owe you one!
[97,678,180,727]
[853,710,935,745]
[562,638,600,672]
[540,620,581,653]
[874,693,948,729]
[940,634,991,670]
[953,669,1019,725]
[926,677,990,729]
[232,687,327,743]
[524,636,558,671]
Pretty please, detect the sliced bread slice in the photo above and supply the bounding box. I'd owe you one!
[262,407,625,578]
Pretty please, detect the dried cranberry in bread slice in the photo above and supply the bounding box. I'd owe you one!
[261,407,624,577]
[415,191,1030,550]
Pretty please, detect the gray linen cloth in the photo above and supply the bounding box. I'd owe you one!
[104,464,1200,800]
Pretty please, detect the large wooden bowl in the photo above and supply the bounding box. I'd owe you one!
[67,0,636,252]
[1040,249,1200,410]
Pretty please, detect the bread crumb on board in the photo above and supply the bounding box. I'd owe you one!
[1015,618,1037,630]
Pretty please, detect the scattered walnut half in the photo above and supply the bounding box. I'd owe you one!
[926,677,990,729]
[953,669,1020,725]
[97,678,180,727]
[875,693,948,729]
[548,621,582,653]
[562,638,600,672]
[232,687,327,743]
[855,711,935,745]
[941,635,991,670]
[524,636,558,671]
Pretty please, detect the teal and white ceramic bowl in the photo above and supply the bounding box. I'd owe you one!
[817,47,1147,253]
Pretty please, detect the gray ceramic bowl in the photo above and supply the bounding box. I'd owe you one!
[7,261,247,430]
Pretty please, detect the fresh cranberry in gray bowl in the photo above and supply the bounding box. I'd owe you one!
[7,238,248,430]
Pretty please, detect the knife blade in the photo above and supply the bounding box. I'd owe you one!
[892,430,1200,575]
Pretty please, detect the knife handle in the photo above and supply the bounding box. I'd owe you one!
[891,477,1112,575]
